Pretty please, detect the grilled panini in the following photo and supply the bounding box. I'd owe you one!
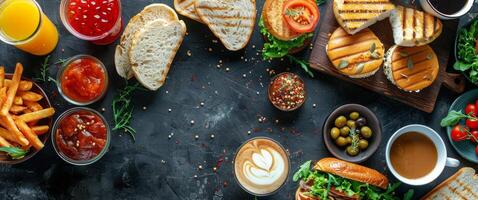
[390,6,442,47]
[326,27,384,78]
[262,0,302,41]
[195,0,256,51]
[333,0,395,35]
[421,168,478,200]
[174,0,202,23]
[383,45,438,92]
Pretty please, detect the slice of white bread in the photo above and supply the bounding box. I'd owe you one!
[195,0,256,51]
[390,6,442,47]
[421,167,478,200]
[129,19,187,91]
[333,0,395,35]
[115,4,179,79]
[174,0,202,23]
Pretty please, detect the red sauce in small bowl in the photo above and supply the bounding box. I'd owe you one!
[268,72,306,111]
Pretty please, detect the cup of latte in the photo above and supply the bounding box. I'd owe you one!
[233,137,290,196]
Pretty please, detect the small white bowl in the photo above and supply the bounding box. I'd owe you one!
[420,0,474,20]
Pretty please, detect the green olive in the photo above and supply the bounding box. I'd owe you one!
[346,120,356,129]
[335,116,347,128]
[340,126,350,137]
[360,126,373,138]
[330,127,340,140]
[358,139,369,150]
[336,137,348,147]
[346,146,359,156]
[345,136,352,144]
[349,112,360,120]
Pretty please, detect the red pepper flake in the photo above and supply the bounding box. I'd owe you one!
[268,72,306,111]
[215,154,225,169]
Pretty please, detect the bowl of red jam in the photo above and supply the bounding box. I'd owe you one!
[268,72,306,111]
[57,55,108,106]
[52,107,110,165]
[59,0,122,45]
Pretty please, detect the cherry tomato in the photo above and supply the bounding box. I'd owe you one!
[451,125,468,142]
[466,118,478,129]
[283,0,320,33]
[465,103,477,116]
[471,130,478,143]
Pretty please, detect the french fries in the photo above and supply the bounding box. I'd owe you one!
[0,63,55,158]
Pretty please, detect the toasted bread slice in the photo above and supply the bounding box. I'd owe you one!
[384,45,439,92]
[390,6,442,47]
[115,4,179,79]
[333,0,395,35]
[174,0,203,23]
[262,0,302,41]
[421,168,478,200]
[326,27,384,78]
[129,19,186,91]
[195,0,256,51]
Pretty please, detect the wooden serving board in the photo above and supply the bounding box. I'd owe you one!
[309,1,466,113]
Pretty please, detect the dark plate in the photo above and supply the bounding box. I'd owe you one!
[323,104,382,163]
[454,18,478,85]
[446,89,478,164]
[0,74,53,164]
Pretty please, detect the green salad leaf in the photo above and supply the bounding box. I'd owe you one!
[455,20,478,84]
[0,147,28,159]
[440,110,477,127]
[293,161,411,200]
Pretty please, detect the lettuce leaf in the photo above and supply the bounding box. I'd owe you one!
[455,19,478,84]
[293,160,411,200]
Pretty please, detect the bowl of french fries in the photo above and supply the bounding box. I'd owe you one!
[0,63,55,164]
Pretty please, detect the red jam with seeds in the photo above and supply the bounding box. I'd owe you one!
[60,57,107,103]
[65,0,122,44]
[268,72,306,111]
[55,110,107,160]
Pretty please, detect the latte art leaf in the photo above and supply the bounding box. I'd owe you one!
[252,149,273,171]
[242,148,285,185]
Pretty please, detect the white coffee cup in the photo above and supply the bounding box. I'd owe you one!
[419,0,474,20]
[385,124,460,185]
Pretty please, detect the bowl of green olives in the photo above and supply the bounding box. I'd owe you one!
[323,104,382,163]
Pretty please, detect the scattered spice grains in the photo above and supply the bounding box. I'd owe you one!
[268,72,306,111]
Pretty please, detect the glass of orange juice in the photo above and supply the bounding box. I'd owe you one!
[0,0,59,56]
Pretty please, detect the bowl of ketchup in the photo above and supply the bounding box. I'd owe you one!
[57,54,108,106]
[52,107,110,165]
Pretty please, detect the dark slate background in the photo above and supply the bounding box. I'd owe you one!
[0,0,477,199]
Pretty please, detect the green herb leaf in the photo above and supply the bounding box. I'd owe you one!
[112,81,144,141]
[403,189,414,200]
[369,43,376,53]
[355,63,365,74]
[407,58,414,70]
[370,52,380,59]
[399,52,408,57]
[440,110,468,127]
[316,0,326,5]
[338,60,349,69]
[0,147,28,159]
[34,55,66,83]
[286,55,314,78]
[426,54,433,60]
[293,160,311,182]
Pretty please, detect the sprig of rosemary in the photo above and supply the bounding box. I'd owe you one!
[286,55,314,78]
[112,81,143,141]
[34,55,67,84]
[0,147,28,159]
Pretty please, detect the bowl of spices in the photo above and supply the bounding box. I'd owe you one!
[268,72,306,111]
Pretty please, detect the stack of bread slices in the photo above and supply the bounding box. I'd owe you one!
[174,0,256,51]
[115,4,186,91]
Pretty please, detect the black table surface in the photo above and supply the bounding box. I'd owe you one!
[0,0,477,199]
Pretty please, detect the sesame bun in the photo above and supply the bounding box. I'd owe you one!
[326,27,384,78]
[383,45,439,92]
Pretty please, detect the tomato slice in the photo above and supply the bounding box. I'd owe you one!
[283,0,320,33]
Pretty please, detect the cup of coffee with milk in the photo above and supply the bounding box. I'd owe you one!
[233,137,290,196]
[386,124,460,185]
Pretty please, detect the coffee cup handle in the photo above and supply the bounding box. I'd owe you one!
[445,157,460,168]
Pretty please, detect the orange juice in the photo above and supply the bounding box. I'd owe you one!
[0,0,58,56]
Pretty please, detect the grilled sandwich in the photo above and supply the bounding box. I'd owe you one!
[326,27,384,78]
[333,0,395,35]
[174,0,202,23]
[390,6,442,47]
[195,0,256,51]
[383,45,439,92]
[421,167,478,200]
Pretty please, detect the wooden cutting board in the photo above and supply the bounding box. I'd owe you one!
[309,1,466,113]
